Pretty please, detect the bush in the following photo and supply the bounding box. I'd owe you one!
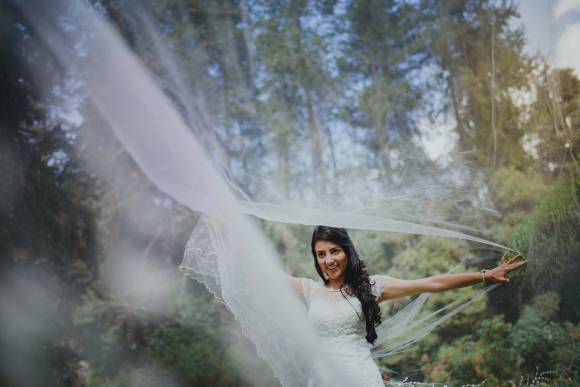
[424,293,579,385]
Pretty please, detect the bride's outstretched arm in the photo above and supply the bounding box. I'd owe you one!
[377,254,526,302]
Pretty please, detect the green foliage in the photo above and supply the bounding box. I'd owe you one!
[510,293,572,375]
[488,167,549,242]
[511,177,580,322]
[424,293,579,385]
[147,322,232,384]
[389,236,470,278]
[349,230,407,274]
[424,316,514,384]
[74,289,110,325]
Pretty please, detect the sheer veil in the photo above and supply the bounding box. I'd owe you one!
[22,1,513,385]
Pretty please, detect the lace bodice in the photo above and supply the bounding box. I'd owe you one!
[299,275,390,386]
[300,275,389,339]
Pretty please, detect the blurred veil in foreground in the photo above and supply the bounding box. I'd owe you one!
[16,0,552,385]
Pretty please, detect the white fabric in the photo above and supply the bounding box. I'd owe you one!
[299,275,391,387]
[23,2,510,385]
[24,3,358,386]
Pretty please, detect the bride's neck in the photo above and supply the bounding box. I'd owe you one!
[326,278,345,289]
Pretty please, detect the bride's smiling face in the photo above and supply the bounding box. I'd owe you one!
[314,240,348,283]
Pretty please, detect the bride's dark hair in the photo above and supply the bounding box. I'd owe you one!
[311,226,382,344]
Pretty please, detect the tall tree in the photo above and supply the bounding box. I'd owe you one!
[424,0,532,171]
[252,0,338,197]
[340,0,428,178]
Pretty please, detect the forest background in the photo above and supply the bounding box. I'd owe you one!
[1,0,579,386]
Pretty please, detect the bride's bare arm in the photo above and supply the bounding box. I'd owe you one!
[378,273,482,301]
[378,254,526,302]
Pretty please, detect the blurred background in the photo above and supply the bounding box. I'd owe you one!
[1,0,578,386]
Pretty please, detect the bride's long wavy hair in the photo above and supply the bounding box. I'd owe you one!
[311,226,382,344]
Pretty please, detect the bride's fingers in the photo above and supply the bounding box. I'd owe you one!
[506,253,522,264]
[494,274,509,283]
[511,260,527,268]
[500,253,507,264]
[513,260,527,270]
[505,260,527,273]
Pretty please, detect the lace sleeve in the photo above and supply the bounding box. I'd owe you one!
[299,277,316,305]
[370,275,391,300]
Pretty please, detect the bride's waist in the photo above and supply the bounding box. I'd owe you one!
[320,334,371,352]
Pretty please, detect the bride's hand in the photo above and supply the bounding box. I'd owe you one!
[484,253,527,283]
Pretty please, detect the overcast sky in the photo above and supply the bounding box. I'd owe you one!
[516,0,580,74]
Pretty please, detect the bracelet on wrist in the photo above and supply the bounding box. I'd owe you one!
[480,269,488,282]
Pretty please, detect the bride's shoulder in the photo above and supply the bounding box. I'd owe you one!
[298,277,323,290]
[369,274,391,299]
[292,277,323,304]
[289,276,322,294]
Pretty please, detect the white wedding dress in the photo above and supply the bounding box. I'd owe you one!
[299,275,390,387]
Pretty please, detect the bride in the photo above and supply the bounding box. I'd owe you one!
[289,226,526,386]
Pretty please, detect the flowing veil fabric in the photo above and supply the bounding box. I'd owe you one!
[23,1,510,385]
[180,215,500,363]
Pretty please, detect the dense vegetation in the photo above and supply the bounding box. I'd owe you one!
[1,0,578,386]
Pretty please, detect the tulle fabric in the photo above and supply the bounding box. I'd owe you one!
[180,216,498,365]
[23,1,506,385]
[180,215,360,387]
